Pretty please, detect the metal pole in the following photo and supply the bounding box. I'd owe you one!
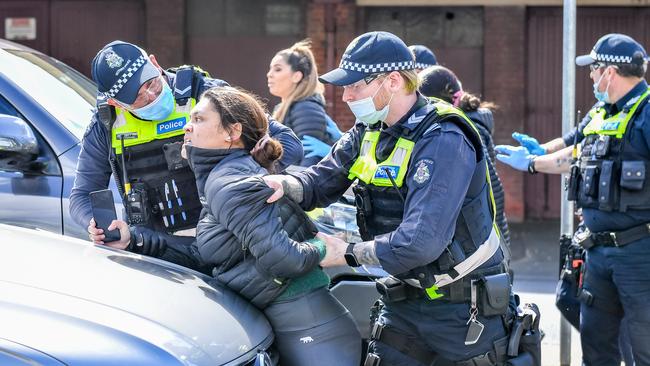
[560,0,576,365]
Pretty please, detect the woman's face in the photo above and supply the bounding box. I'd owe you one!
[267,54,302,99]
[182,98,238,155]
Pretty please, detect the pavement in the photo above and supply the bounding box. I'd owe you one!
[508,220,585,366]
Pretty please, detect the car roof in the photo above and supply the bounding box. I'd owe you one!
[0,38,45,54]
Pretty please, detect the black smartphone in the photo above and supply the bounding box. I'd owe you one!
[89,189,121,242]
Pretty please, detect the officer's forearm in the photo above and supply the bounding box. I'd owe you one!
[353,241,380,266]
[531,146,573,174]
[541,137,568,154]
[281,175,304,203]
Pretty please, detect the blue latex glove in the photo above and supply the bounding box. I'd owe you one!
[325,116,343,141]
[512,132,546,156]
[302,135,332,159]
[495,145,534,171]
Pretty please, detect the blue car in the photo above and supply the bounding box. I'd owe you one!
[0,39,122,239]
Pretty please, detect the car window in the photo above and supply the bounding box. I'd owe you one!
[0,49,97,140]
[0,93,20,118]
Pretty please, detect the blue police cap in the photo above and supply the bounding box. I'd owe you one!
[576,33,648,67]
[409,45,437,69]
[319,31,415,86]
[91,41,160,105]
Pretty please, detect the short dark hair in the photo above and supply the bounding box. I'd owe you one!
[614,63,646,78]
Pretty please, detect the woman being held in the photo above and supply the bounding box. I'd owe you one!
[267,40,340,165]
[107,86,361,366]
[419,65,511,248]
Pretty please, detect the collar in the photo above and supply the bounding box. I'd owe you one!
[186,146,248,192]
[378,93,428,137]
[613,80,648,113]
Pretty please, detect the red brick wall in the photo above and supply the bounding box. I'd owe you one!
[484,6,527,222]
[308,1,358,131]
[144,0,185,67]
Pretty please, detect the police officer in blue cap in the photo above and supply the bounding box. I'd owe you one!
[496,33,650,364]
[71,41,302,258]
[409,45,438,73]
[263,31,514,365]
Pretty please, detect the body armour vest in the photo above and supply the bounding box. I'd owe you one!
[348,100,502,294]
[575,88,650,212]
[109,69,203,233]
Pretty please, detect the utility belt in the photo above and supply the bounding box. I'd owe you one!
[365,299,541,366]
[376,264,510,315]
[575,222,650,248]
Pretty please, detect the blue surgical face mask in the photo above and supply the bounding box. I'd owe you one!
[132,82,174,120]
[347,78,394,126]
[592,67,612,103]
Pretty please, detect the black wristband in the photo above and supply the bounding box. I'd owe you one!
[344,243,360,267]
[528,156,537,175]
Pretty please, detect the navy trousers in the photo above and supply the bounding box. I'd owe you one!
[581,238,650,366]
[368,297,509,365]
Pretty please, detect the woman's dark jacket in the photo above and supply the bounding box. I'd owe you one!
[283,94,335,166]
[466,108,511,248]
[188,148,322,308]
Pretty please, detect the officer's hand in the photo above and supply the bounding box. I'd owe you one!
[316,232,347,267]
[302,135,332,159]
[262,175,285,203]
[104,220,131,250]
[87,218,104,244]
[512,132,546,156]
[129,227,167,257]
[495,145,534,171]
[325,118,343,141]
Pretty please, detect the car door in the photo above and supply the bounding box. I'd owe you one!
[0,95,63,234]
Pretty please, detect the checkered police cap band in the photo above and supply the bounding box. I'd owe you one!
[340,59,415,73]
[415,62,435,69]
[104,55,148,98]
[591,49,633,64]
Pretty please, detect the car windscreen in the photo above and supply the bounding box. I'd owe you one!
[0,49,97,140]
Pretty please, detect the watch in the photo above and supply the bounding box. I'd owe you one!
[528,156,538,175]
[344,243,361,267]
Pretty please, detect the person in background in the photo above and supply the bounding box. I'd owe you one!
[419,65,511,250]
[268,40,339,166]
[409,45,438,73]
[105,86,362,366]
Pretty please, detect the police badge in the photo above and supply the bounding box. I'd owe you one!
[104,48,124,69]
[413,159,433,185]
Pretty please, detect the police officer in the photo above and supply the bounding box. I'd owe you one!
[70,41,302,257]
[409,45,437,73]
[496,33,650,365]
[264,31,512,365]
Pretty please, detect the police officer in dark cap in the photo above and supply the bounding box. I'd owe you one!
[497,33,650,364]
[263,31,514,365]
[409,45,438,73]
[70,41,302,258]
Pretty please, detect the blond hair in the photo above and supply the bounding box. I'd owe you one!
[272,39,324,123]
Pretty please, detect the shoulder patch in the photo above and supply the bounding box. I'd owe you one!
[413,159,434,185]
[422,122,441,136]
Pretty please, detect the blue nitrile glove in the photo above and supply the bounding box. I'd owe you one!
[302,135,332,159]
[512,132,546,156]
[495,145,535,171]
[325,116,343,141]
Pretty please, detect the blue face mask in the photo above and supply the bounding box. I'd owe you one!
[592,68,612,103]
[132,83,174,120]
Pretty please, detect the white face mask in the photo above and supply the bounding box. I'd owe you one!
[347,78,394,126]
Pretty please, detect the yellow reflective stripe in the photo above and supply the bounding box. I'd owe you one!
[111,98,195,154]
[584,89,650,138]
[348,131,380,183]
[371,138,415,187]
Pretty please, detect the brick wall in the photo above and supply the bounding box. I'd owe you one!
[144,0,185,67]
[308,0,358,131]
[483,6,527,222]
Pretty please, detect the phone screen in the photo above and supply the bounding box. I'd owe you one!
[90,189,121,242]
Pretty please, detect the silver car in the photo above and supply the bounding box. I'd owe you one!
[0,224,276,366]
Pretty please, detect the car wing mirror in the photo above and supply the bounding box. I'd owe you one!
[0,114,40,171]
